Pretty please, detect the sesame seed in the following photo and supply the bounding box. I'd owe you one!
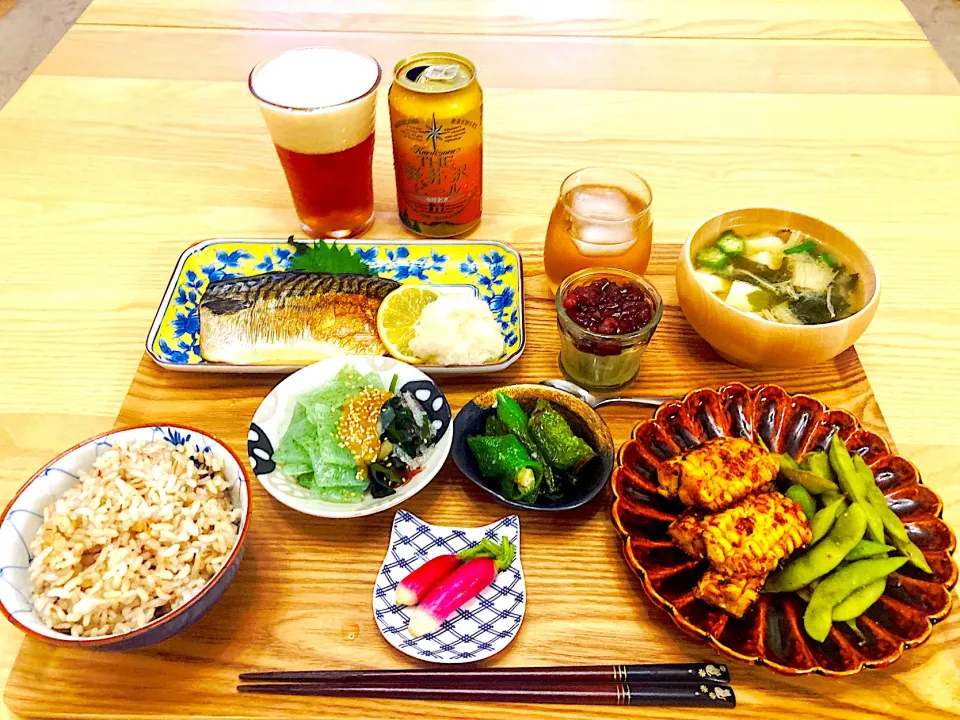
[337,388,394,464]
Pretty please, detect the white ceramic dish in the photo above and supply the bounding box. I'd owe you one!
[372,510,525,663]
[248,356,453,519]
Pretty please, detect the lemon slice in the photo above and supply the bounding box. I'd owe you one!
[377,285,439,362]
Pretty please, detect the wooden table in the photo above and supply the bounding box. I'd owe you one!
[0,0,958,717]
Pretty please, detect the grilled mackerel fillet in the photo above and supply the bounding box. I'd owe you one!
[199,271,399,364]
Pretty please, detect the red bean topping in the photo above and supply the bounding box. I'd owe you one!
[562,279,654,334]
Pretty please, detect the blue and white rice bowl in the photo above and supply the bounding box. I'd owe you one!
[0,424,251,650]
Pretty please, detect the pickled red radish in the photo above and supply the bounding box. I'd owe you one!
[394,555,460,606]
[407,537,515,637]
[394,536,513,608]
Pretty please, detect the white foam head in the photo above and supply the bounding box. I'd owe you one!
[250,47,381,155]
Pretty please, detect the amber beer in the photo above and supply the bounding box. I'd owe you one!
[249,47,381,238]
[389,52,482,238]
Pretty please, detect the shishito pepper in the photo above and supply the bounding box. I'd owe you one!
[528,399,596,473]
[467,434,542,503]
[494,392,557,493]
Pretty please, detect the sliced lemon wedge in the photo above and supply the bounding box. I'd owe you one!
[376,285,439,363]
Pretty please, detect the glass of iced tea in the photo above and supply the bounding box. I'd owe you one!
[249,47,381,239]
[544,167,653,293]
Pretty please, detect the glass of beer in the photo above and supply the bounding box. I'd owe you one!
[249,47,381,238]
[543,167,653,293]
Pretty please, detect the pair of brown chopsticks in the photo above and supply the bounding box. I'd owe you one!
[237,662,735,708]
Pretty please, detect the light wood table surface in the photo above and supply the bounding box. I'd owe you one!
[0,0,958,716]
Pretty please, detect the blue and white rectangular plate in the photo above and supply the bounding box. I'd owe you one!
[146,238,525,375]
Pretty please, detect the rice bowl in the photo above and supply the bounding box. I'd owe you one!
[0,425,251,650]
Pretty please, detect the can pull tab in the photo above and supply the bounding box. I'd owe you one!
[420,64,460,82]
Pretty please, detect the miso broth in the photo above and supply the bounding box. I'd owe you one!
[694,228,864,325]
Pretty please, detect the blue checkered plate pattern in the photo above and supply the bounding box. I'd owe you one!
[372,510,525,664]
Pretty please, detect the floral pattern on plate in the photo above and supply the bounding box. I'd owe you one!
[147,239,524,374]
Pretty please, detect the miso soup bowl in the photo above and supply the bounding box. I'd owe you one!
[676,207,880,368]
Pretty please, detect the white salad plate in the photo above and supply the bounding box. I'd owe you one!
[248,356,453,519]
[372,510,525,663]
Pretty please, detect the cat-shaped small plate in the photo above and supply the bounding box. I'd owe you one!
[372,510,525,663]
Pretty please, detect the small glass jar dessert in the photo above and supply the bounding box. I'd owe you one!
[555,267,664,392]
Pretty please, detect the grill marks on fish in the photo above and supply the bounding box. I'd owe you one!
[198,272,401,365]
[202,273,399,315]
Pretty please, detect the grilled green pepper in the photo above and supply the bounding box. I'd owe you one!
[494,392,556,493]
[467,434,542,503]
[528,399,596,473]
[485,414,509,437]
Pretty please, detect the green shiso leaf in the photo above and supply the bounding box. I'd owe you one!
[287,236,376,275]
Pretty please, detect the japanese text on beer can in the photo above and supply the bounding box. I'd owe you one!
[389,52,482,238]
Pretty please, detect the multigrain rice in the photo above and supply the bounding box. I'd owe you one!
[29,440,241,637]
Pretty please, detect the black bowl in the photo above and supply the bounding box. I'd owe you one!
[452,384,615,511]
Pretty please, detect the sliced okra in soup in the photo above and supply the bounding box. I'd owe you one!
[695,228,864,325]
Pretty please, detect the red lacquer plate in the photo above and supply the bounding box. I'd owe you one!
[610,382,958,676]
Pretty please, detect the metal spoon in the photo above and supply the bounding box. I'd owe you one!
[540,379,676,410]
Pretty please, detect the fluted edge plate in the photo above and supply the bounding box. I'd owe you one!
[610,382,957,677]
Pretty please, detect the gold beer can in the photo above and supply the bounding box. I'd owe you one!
[389,52,482,237]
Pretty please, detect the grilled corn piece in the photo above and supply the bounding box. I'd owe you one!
[669,492,812,577]
[667,510,708,558]
[695,570,765,618]
[657,437,778,511]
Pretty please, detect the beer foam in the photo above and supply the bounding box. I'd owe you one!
[251,47,380,155]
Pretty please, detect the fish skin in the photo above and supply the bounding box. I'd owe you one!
[199,271,400,364]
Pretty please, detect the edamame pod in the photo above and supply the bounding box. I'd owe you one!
[832,578,887,622]
[803,556,907,641]
[808,497,846,544]
[852,454,933,574]
[829,434,884,543]
[820,490,843,507]
[785,484,816,520]
[781,466,839,495]
[777,453,801,471]
[805,451,837,484]
[891,536,934,574]
[763,504,866,593]
[844,539,894,561]
[844,619,865,640]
